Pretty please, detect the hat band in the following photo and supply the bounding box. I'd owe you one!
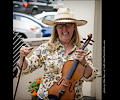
[55,18,76,21]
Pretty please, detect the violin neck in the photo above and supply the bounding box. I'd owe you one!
[66,59,79,80]
[81,38,89,50]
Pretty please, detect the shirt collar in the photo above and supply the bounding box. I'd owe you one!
[54,38,78,51]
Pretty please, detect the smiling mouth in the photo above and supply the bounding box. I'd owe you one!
[62,32,69,35]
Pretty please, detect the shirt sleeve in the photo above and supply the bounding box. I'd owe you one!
[21,44,47,76]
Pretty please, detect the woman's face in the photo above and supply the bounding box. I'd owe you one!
[56,23,75,44]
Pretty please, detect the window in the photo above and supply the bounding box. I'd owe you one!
[15,15,37,25]
[13,0,28,1]
[29,0,34,2]
[44,15,55,21]
[37,0,48,3]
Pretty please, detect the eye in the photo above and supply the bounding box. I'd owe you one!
[56,24,63,29]
[66,24,72,28]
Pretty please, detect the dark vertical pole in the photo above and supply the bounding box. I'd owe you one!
[13,57,25,100]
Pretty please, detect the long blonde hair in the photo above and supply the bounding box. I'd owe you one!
[47,24,82,51]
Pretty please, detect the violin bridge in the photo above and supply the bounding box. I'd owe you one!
[62,82,68,87]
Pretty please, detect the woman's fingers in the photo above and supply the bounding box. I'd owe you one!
[28,47,34,50]
[76,49,87,54]
[24,47,34,54]
[75,50,87,57]
[75,49,87,65]
[20,46,34,57]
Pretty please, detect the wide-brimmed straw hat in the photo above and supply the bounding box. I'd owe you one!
[42,7,87,26]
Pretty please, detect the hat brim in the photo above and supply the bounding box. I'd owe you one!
[42,19,87,26]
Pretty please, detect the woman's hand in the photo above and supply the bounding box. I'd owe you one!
[18,46,34,69]
[75,48,93,78]
[20,46,34,58]
[75,48,87,65]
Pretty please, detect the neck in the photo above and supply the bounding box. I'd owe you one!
[60,40,73,56]
[61,41,71,48]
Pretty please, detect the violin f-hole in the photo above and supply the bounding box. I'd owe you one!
[69,82,72,92]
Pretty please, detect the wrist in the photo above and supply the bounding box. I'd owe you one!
[18,56,26,69]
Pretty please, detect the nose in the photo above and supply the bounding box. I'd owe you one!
[62,25,67,31]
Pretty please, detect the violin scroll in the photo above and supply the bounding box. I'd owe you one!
[81,33,95,45]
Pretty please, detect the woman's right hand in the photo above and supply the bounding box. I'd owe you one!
[20,46,34,58]
[18,46,34,69]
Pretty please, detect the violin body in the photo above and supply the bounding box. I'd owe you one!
[48,60,85,100]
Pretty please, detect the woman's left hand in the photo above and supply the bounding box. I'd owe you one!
[75,49,87,65]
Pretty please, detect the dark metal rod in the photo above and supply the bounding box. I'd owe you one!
[13,57,25,100]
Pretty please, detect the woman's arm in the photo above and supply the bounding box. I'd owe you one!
[82,63,93,78]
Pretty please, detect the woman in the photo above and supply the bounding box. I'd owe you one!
[18,7,99,100]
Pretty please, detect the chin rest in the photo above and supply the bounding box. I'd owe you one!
[48,94,58,100]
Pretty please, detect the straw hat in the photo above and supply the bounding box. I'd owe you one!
[42,7,87,26]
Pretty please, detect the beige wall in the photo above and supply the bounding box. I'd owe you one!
[92,0,102,99]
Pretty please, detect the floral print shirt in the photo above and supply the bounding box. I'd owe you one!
[21,39,99,100]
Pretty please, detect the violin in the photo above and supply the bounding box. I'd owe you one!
[48,34,94,100]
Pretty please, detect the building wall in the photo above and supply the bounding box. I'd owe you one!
[92,0,102,99]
